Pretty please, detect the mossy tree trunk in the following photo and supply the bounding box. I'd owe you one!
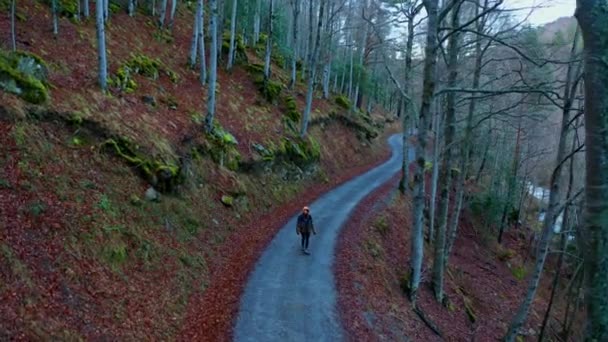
[205,0,219,132]
[410,0,439,302]
[227,0,238,70]
[576,1,608,339]
[432,0,461,303]
[96,0,108,91]
[300,0,325,137]
[504,28,581,342]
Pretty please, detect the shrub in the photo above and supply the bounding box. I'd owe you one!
[335,95,351,109]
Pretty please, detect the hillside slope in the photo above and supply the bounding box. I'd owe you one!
[0,2,397,339]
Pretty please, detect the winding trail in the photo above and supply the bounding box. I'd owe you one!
[234,134,413,341]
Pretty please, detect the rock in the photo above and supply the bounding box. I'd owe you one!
[145,187,160,202]
[221,195,234,207]
[142,95,156,106]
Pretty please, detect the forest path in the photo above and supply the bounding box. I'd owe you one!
[233,134,414,342]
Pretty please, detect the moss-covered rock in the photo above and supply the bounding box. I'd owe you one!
[0,50,49,104]
[276,135,320,166]
[253,76,282,103]
[335,95,351,109]
[222,31,248,65]
[101,137,182,192]
[220,195,234,207]
[201,122,241,171]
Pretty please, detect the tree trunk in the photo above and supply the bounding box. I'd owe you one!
[199,0,207,85]
[399,10,416,194]
[263,0,273,81]
[432,1,461,302]
[504,29,581,342]
[159,0,168,27]
[300,0,325,137]
[538,131,578,342]
[96,0,108,90]
[104,0,109,20]
[189,0,202,68]
[128,0,135,16]
[227,0,238,70]
[169,0,177,28]
[205,0,219,132]
[429,108,441,241]
[84,0,89,17]
[576,1,608,339]
[498,122,522,243]
[410,0,439,302]
[10,0,16,51]
[253,0,260,45]
[52,0,59,36]
[289,0,300,89]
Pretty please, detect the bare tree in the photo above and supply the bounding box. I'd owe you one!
[96,0,108,90]
[575,0,608,339]
[10,0,16,51]
[189,0,202,68]
[410,0,439,302]
[263,0,274,81]
[300,0,326,137]
[227,0,239,70]
[205,0,219,132]
[84,0,89,18]
[505,29,582,342]
[289,0,301,89]
[52,0,59,36]
[169,0,178,27]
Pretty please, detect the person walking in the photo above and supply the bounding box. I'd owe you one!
[296,206,316,254]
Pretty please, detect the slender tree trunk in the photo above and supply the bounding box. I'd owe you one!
[10,0,16,51]
[410,0,439,302]
[128,0,135,16]
[300,0,325,137]
[159,0,168,27]
[432,1,461,302]
[289,0,300,89]
[52,0,59,36]
[253,0,261,44]
[227,0,238,70]
[399,10,417,194]
[429,107,441,241]
[538,131,578,342]
[576,2,608,339]
[199,0,207,85]
[263,0,273,81]
[84,0,89,17]
[169,0,177,27]
[498,122,522,243]
[505,29,581,342]
[205,0,219,132]
[96,0,107,90]
[104,0,109,20]
[190,0,201,69]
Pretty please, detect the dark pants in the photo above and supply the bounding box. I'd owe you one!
[301,232,310,249]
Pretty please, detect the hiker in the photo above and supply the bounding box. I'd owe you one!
[296,206,316,254]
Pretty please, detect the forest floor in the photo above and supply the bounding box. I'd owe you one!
[335,175,580,341]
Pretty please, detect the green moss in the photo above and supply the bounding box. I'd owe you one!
[222,31,248,64]
[43,0,78,17]
[0,50,49,104]
[275,135,320,166]
[110,54,178,92]
[254,76,282,102]
[101,138,182,192]
[335,95,351,109]
[284,95,300,122]
[202,122,241,171]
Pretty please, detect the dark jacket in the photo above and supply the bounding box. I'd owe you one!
[296,213,316,234]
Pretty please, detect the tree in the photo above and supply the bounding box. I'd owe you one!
[575,0,608,339]
[84,0,90,18]
[289,0,301,89]
[10,0,16,51]
[159,0,168,27]
[227,0,238,70]
[263,0,274,81]
[410,0,439,302]
[253,0,261,45]
[504,28,582,342]
[300,0,326,137]
[169,0,178,27]
[205,0,219,132]
[52,0,59,36]
[189,0,202,68]
[96,0,108,90]
[199,1,207,85]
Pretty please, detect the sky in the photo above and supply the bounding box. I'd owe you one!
[512,0,576,25]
